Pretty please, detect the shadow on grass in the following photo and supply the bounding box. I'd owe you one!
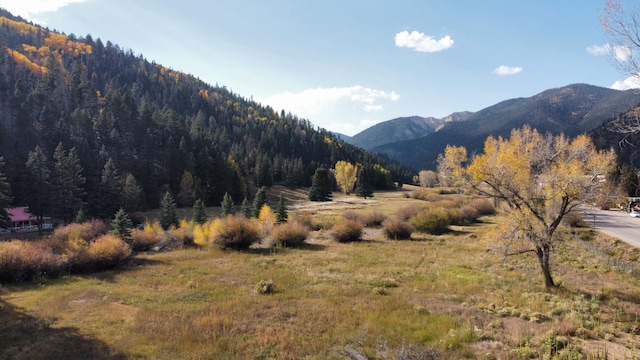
[245,242,328,255]
[73,256,169,283]
[0,298,126,360]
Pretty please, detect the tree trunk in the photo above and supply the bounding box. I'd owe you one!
[536,244,555,290]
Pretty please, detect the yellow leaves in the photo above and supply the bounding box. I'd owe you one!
[437,144,467,186]
[334,161,358,194]
[0,16,39,36]
[6,48,47,75]
[324,136,333,145]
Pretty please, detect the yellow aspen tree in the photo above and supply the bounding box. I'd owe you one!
[335,161,357,194]
[464,126,616,289]
[436,145,467,186]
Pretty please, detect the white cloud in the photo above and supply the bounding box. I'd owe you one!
[394,31,454,53]
[587,43,632,62]
[492,65,523,76]
[255,86,399,117]
[0,0,87,19]
[611,75,640,90]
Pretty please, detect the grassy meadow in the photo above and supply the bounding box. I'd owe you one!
[1,186,640,359]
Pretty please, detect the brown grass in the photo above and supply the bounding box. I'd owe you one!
[1,189,640,359]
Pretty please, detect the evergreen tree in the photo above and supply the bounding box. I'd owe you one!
[159,192,179,230]
[354,166,374,199]
[308,167,332,201]
[220,192,234,217]
[75,208,86,224]
[177,170,196,207]
[52,144,86,224]
[94,158,122,219]
[122,173,143,212]
[25,146,51,233]
[241,197,252,218]
[276,193,288,224]
[252,187,268,217]
[192,198,207,225]
[110,208,132,241]
[0,157,12,229]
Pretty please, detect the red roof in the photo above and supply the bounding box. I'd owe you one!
[5,207,37,222]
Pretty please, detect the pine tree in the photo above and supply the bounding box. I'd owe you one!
[192,198,207,225]
[220,192,234,217]
[159,192,178,230]
[0,157,12,229]
[354,166,374,199]
[276,193,288,224]
[122,174,143,212]
[252,187,268,217]
[309,167,332,201]
[111,208,132,241]
[52,144,86,224]
[241,197,252,218]
[95,158,122,219]
[25,146,51,233]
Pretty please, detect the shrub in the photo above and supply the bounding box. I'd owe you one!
[382,218,414,240]
[86,234,132,270]
[269,222,310,247]
[211,215,261,250]
[342,210,361,222]
[331,219,363,243]
[360,211,387,227]
[409,207,451,235]
[130,228,159,251]
[0,240,64,282]
[52,220,107,242]
[410,189,441,201]
[396,204,421,221]
[169,222,194,246]
[255,279,275,294]
[65,238,91,271]
[292,211,322,231]
[562,211,587,228]
[467,198,496,215]
[460,205,481,223]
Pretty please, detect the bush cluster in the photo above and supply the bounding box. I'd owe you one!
[0,223,132,282]
[382,218,415,240]
[331,219,363,243]
[210,215,261,250]
[343,211,387,227]
[268,222,309,247]
[409,207,451,235]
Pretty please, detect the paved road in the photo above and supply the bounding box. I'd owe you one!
[582,208,640,247]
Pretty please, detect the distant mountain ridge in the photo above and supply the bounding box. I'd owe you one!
[347,113,472,150]
[368,84,640,170]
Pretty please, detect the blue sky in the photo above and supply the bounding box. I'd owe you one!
[0,0,636,135]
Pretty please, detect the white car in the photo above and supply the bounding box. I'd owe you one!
[630,210,640,218]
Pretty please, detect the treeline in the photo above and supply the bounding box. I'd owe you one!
[0,10,412,221]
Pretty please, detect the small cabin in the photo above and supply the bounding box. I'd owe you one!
[0,207,53,234]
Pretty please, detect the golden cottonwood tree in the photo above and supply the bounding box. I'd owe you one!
[436,145,467,186]
[461,127,615,289]
[335,161,358,195]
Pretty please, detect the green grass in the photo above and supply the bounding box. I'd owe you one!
[2,188,640,359]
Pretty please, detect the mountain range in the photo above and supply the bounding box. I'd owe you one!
[345,84,640,170]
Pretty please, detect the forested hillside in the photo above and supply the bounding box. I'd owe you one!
[0,10,410,221]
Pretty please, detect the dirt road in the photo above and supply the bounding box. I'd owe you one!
[582,208,640,247]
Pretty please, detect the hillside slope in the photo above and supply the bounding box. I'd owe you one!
[348,112,472,150]
[373,84,640,170]
[0,10,411,219]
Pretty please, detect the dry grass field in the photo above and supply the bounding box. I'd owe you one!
[1,186,640,359]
